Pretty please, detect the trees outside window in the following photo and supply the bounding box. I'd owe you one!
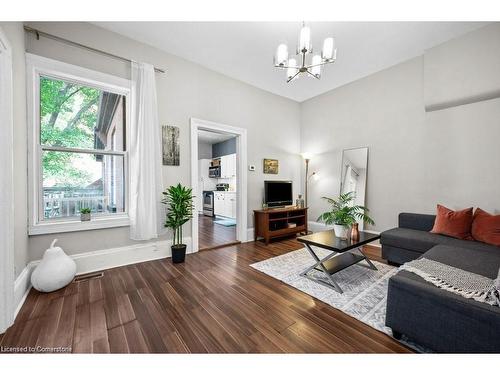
[39,76,126,220]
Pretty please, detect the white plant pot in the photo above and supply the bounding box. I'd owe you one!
[333,224,349,240]
[31,239,77,293]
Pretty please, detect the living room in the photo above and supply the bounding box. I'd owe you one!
[1,0,499,372]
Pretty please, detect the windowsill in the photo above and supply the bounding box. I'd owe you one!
[28,215,130,236]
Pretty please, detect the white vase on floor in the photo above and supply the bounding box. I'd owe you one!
[31,239,77,293]
[333,224,349,240]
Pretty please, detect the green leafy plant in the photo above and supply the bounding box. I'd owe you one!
[162,183,194,246]
[317,192,374,227]
[80,208,91,214]
[40,77,101,187]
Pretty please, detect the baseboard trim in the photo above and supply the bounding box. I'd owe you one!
[245,228,254,242]
[13,265,32,319]
[13,237,193,321]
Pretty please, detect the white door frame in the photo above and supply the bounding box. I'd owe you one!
[0,27,15,333]
[190,118,248,252]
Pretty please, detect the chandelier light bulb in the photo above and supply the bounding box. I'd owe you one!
[311,55,322,78]
[298,26,311,53]
[322,37,335,61]
[275,44,289,67]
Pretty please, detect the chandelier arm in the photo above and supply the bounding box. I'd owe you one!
[305,70,320,80]
[286,70,301,83]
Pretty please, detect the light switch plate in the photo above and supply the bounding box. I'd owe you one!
[248,165,256,171]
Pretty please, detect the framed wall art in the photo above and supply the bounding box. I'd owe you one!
[162,125,180,166]
[263,158,279,174]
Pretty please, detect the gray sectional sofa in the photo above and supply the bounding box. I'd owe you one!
[381,213,500,353]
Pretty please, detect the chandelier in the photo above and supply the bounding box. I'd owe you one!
[274,23,337,83]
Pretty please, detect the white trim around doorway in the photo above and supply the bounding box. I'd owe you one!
[190,118,248,252]
[0,27,15,334]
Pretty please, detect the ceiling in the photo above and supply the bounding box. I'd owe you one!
[94,22,488,102]
[198,129,235,144]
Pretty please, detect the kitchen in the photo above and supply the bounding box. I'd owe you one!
[197,130,238,250]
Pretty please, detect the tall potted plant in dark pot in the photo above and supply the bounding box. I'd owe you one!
[162,183,194,263]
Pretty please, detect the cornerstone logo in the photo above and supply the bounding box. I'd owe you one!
[0,346,71,353]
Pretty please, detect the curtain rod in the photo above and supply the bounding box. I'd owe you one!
[24,26,166,74]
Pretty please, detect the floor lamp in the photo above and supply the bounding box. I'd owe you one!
[301,153,315,208]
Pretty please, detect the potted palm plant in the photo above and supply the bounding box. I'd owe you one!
[80,207,91,222]
[317,192,374,240]
[162,183,194,263]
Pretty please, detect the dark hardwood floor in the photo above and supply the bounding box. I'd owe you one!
[0,238,412,353]
[198,214,237,250]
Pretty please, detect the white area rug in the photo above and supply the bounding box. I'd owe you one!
[251,247,398,335]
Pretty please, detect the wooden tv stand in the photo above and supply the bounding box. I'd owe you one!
[253,207,308,245]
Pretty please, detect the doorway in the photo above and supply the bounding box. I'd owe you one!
[190,118,248,252]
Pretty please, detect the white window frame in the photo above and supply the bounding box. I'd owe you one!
[27,53,131,235]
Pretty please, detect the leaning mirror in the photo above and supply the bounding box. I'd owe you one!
[340,147,369,230]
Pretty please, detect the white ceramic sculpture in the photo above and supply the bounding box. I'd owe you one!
[31,239,77,293]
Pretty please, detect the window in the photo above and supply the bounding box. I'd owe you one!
[28,54,131,234]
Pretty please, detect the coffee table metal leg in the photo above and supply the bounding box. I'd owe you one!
[355,247,378,270]
[300,244,344,294]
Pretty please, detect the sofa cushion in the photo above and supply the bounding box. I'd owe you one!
[472,208,500,247]
[430,204,473,240]
[381,227,500,255]
[423,244,500,278]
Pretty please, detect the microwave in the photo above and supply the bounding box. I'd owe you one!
[209,166,221,178]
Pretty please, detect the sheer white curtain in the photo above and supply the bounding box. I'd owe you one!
[129,62,163,240]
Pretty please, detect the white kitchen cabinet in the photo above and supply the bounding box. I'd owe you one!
[214,191,236,219]
[220,154,236,178]
[214,192,225,216]
[220,155,229,179]
[228,154,236,178]
[226,192,236,219]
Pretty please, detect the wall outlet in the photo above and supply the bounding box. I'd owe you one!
[248,164,256,171]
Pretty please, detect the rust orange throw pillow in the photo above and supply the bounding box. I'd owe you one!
[430,204,473,240]
[471,208,500,246]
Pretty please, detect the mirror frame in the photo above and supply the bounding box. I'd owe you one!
[339,146,369,228]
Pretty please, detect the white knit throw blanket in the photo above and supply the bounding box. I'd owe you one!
[400,258,500,307]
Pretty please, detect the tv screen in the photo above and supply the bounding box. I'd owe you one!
[265,181,293,207]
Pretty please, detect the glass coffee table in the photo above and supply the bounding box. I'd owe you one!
[297,230,381,294]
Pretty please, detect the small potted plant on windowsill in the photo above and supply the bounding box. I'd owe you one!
[80,208,91,222]
[162,183,194,263]
[317,192,374,240]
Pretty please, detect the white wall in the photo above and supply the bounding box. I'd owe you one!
[0,22,28,278]
[301,24,500,232]
[23,22,301,260]
[424,23,500,111]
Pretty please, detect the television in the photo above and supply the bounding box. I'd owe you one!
[264,181,293,207]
